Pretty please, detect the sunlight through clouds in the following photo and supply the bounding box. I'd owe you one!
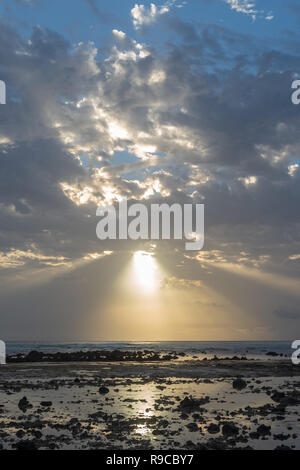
[0,0,298,341]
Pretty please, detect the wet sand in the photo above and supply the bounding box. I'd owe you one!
[0,358,299,450]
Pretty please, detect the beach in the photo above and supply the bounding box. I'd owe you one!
[0,352,299,450]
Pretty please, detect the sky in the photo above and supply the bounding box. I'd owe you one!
[0,0,300,341]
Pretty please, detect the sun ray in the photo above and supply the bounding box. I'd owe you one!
[132,251,158,293]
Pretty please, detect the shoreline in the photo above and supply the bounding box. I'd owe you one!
[1,358,299,379]
[5,346,289,364]
[0,359,299,450]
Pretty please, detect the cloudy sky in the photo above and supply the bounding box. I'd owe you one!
[0,0,300,341]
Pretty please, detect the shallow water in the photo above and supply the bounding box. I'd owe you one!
[0,369,299,450]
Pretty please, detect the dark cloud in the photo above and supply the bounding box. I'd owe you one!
[0,10,300,338]
[275,308,300,320]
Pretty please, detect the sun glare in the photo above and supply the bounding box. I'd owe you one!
[133,251,158,293]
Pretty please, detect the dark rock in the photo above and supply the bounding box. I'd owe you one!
[274,433,290,441]
[27,350,43,362]
[232,379,247,391]
[222,423,239,438]
[207,423,220,434]
[186,422,198,432]
[7,349,178,363]
[257,424,271,436]
[99,386,109,394]
[40,401,52,407]
[18,396,32,413]
[25,419,44,429]
[158,419,169,428]
[275,445,292,451]
[178,396,209,413]
[15,440,38,451]
[271,390,300,407]
[271,391,286,403]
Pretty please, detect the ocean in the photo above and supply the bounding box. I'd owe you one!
[5,340,293,359]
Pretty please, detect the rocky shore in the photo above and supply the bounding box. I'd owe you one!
[7,348,286,364]
[7,349,180,363]
[0,355,299,450]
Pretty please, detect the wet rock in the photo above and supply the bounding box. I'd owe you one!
[69,418,79,425]
[222,423,239,438]
[271,391,286,403]
[232,379,247,391]
[99,386,109,394]
[40,401,52,407]
[18,396,32,413]
[257,424,271,436]
[207,423,220,434]
[158,420,169,428]
[186,422,198,432]
[26,350,43,362]
[203,438,229,450]
[24,419,44,429]
[275,445,292,451]
[7,349,178,363]
[274,433,290,441]
[178,396,209,413]
[15,440,38,451]
[271,390,300,407]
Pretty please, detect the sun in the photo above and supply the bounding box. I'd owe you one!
[133,251,158,293]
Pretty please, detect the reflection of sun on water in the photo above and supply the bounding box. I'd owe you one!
[135,424,149,435]
[134,386,155,435]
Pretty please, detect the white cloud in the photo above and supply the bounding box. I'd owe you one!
[112,29,127,40]
[223,0,273,20]
[224,0,257,16]
[131,1,179,29]
[0,249,68,268]
[288,163,299,177]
